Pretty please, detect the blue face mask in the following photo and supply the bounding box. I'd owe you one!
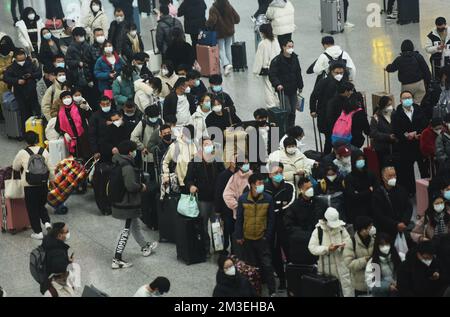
[256,184,265,194]
[212,85,222,93]
[202,101,211,111]
[43,33,52,40]
[204,145,214,154]
[444,190,450,201]
[241,163,250,173]
[356,159,365,170]
[272,173,283,183]
[402,98,413,108]
[148,117,159,123]
[56,62,65,68]
[194,80,201,87]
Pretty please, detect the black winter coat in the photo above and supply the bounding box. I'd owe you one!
[108,21,129,55]
[184,159,225,202]
[65,41,96,86]
[178,0,207,35]
[212,271,256,297]
[284,197,320,265]
[205,110,241,132]
[165,41,196,70]
[45,0,64,19]
[269,53,304,96]
[101,124,132,163]
[3,59,42,94]
[371,185,413,237]
[370,112,397,155]
[38,37,63,70]
[386,51,431,86]
[42,235,70,274]
[310,76,339,133]
[121,34,144,63]
[162,92,196,122]
[88,109,114,156]
[208,89,235,110]
[214,169,234,215]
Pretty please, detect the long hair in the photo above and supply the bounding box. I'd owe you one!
[425,196,450,227]
[259,23,275,42]
[214,0,230,17]
[371,232,402,274]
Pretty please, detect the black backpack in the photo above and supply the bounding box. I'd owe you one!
[106,162,128,204]
[324,51,348,70]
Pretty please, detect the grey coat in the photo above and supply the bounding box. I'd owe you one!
[111,154,143,220]
[156,15,184,55]
[436,132,450,167]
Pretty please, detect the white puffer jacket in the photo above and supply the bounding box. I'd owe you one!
[267,149,315,184]
[308,220,354,297]
[313,45,357,81]
[134,79,159,113]
[15,19,44,54]
[266,0,296,36]
[189,106,211,140]
[81,10,109,42]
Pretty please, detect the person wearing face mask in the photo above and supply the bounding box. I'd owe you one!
[38,28,63,71]
[121,100,142,130]
[207,74,236,111]
[268,137,316,185]
[189,94,213,141]
[152,124,173,177]
[109,0,134,22]
[308,207,354,297]
[132,52,153,81]
[41,67,66,121]
[81,0,109,43]
[264,162,295,292]
[318,164,345,195]
[88,96,115,161]
[365,232,402,297]
[435,113,450,169]
[370,96,398,169]
[425,17,450,79]
[0,33,16,119]
[103,112,133,160]
[386,39,431,104]
[343,216,376,296]
[205,97,242,135]
[155,5,184,57]
[122,23,144,63]
[112,64,135,108]
[344,151,379,224]
[392,91,429,195]
[284,177,320,265]
[372,166,413,239]
[411,195,450,243]
[134,276,171,297]
[269,40,304,128]
[165,28,195,71]
[94,40,125,93]
[157,61,179,98]
[111,140,159,269]
[108,8,129,56]
[163,78,196,126]
[185,138,225,255]
[331,144,353,177]
[91,28,106,60]
[131,104,161,164]
[397,241,447,297]
[310,63,347,154]
[36,64,55,107]
[280,126,305,151]
[235,173,277,296]
[212,255,257,297]
[15,7,44,56]
[420,117,444,176]
[134,77,162,113]
[72,88,93,116]
[186,70,207,103]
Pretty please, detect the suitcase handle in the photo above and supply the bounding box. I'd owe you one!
[383,69,391,94]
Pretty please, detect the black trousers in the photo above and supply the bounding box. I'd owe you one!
[222,210,235,253]
[343,0,349,22]
[271,227,289,284]
[24,185,50,234]
[15,88,40,132]
[243,239,276,294]
[190,34,199,59]
[387,0,396,14]
[11,0,24,21]
[323,131,333,155]
[397,149,428,195]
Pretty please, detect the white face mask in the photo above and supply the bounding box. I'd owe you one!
[384,106,394,114]
[334,74,344,82]
[304,187,314,198]
[65,231,71,241]
[224,266,236,276]
[116,16,124,23]
[101,106,111,113]
[28,13,35,20]
[185,86,191,94]
[57,75,66,83]
[369,226,377,236]
[286,48,294,55]
[17,61,26,66]
[104,46,113,54]
[387,178,397,187]
[113,119,123,127]
[379,245,390,254]
[286,147,297,155]
[327,175,337,182]
[92,5,100,12]
[130,150,137,158]
[421,259,433,267]
[130,30,137,37]
[434,203,445,213]
[73,95,83,103]
[77,36,85,43]
[161,69,169,77]
[62,98,72,106]
[96,36,105,44]
[212,105,222,113]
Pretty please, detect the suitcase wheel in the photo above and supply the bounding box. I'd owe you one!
[320,29,323,33]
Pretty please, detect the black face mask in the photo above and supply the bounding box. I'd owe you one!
[163,134,172,142]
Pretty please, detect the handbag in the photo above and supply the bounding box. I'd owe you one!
[211,215,224,251]
[198,30,217,46]
[4,172,24,199]
[394,232,409,257]
[177,193,200,218]
[259,68,269,76]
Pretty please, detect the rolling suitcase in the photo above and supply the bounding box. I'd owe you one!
[146,29,162,75]
[268,91,289,139]
[176,214,206,265]
[416,179,429,217]
[48,138,69,171]
[1,92,23,139]
[320,0,344,34]
[141,160,158,230]
[196,45,221,77]
[286,264,318,297]
[26,116,45,148]
[158,192,179,242]
[397,0,419,25]
[1,190,31,234]
[372,70,395,114]
[231,41,248,72]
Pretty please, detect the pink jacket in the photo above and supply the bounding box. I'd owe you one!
[223,170,253,218]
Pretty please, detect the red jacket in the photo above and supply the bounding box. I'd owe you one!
[420,126,438,157]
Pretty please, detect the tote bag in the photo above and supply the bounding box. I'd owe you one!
[177,193,200,218]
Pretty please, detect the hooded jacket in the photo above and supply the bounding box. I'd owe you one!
[42,235,70,275]
[0,35,14,97]
[162,137,197,187]
[112,75,134,107]
[265,0,295,36]
[15,19,44,54]
[223,170,253,217]
[82,9,109,42]
[41,80,63,121]
[253,37,280,75]
[205,2,240,39]
[134,79,160,113]
[267,149,315,184]
[313,45,356,81]
[386,51,431,85]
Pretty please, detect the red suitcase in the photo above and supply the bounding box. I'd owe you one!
[363,139,380,180]
[416,179,430,217]
[196,45,221,77]
[1,190,31,233]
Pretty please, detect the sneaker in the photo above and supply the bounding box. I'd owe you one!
[344,22,355,28]
[44,222,52,231]
[224,64,233,76]
[141,241,158,257]
[386,14,397,20]
[31,232,44,240]
[111,258,133,269]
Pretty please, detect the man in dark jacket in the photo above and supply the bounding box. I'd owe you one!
[236,173,276,296]
[371,166,412,238]
[156,5,184,56]
[392,91,429,195]
[162,77,196,125]
[310,63,346,154]
[208,74,235,110]
[89,96,114,162]
[91,28,106,61]
[325,81,354,139]
[269,40,304,128]
[187,70,207,105]
[109,0,134,22]
[265,162,295,291]
[177,0,206,52]
[132,52,153,80]
[284,176,320,265]
[3,49,41,130]
[122,23,145,63]
[102,112,132,163]
[108,8,129,55]
[397,241,447,297]
[151,124,173,178]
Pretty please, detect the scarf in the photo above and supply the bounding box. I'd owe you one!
[434,212,448,236]
[58,104,84,154]
[102,52,120,68]
[127,34,141,54]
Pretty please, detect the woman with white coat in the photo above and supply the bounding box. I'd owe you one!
[15,7,44,56]
[81,0,110,42]
[134,77,162,113]
[189,94,212,141]
[253,23,280,108]
[265,0,295,49]
[308,207,354,297]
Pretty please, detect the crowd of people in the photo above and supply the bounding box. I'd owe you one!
[0,0,449,298]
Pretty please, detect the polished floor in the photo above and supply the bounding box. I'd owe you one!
[0,0,436,296]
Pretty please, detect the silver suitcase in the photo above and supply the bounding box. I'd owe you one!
[320,0,344,34]
[1,92,23,139]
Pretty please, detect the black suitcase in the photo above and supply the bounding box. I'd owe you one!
[286,264,318,297]
[397,0,419,25]
[82,285,109,297]
[158,193,179,243]
[140,162,158,230]
[93,162,113,214]
[300,272,342,297]
[231,41,248,72]
[268,91,289,138]
[176,215,206,265]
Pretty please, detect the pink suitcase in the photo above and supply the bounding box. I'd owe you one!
[196,45,221,77]
[1,190,31,233]
[416,179,429,217]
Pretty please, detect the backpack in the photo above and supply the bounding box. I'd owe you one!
[324,51,348,70]
[30,245,47,286]
[25,148,49,186]
[106,161,128,204]
[331,108,362,145]
[433,90,450,120]
[162,17,181,46]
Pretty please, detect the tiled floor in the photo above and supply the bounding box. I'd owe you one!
[0,0,436,296]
